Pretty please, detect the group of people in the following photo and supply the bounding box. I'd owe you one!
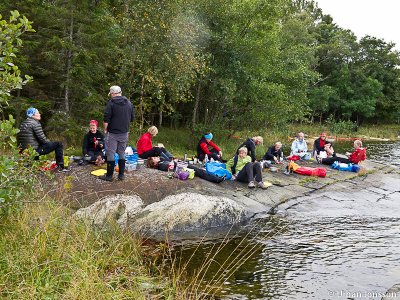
[17,85,366,187]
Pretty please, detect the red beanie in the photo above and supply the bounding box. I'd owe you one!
[89,120,98,126]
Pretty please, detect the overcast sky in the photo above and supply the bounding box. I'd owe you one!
[315,0,400,50]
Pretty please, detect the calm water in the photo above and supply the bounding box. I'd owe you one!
[176,141,400,299]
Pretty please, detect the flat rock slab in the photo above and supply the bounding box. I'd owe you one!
[53,159,399,238]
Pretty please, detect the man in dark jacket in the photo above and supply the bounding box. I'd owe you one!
[17,107,69,172]
[236,136,263,162]
[100,85,135,181]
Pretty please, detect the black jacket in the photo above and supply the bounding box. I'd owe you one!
[17,118,50,149]
[263,145,283,161]
[236,138,256,162]
[82,131,104,155]
[103,96,135,134]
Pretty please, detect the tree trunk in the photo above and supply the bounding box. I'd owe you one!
[64,11,74,113]
[138,76,145,134]
[191,81,201,128]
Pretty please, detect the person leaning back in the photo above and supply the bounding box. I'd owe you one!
[100,85,135,181]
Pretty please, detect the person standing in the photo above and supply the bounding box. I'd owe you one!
[17,107,69,172]
[100,85,135,181]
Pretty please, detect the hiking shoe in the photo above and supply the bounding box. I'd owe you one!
[118,174,125,181]
[257,181,268,189]
[58,167,71,173]
[248,181,256,188]
[99,175,113,182]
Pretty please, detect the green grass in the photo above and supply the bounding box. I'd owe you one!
[0,202,181,299]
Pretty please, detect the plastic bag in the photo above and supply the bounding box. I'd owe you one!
[331,161,360,172]
[205,161,232,180]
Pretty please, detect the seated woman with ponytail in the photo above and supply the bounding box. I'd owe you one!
[137,126,174,160]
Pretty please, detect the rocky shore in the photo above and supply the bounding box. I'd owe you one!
[61,159,400,240]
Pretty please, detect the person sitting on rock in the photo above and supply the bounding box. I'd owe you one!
[197,132,224,162]
[82,119,105,165]
[319,139,366,165]
[226,147,267,189]
[291,132,311,160]
[313,132,335,159]
[236,136,263,162]
[137,126,174,160]
[17,107,70,172]
[262,142,283,164]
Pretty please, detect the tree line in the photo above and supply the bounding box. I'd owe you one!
[1,0,400,138]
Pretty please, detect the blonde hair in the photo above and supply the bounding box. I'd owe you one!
[238,147,248,154]
[354,139,363,147]
[275,141,282,147]
[253,136,263,145]
[148,126,158,136]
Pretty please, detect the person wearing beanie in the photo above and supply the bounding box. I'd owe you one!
[100,85,135,181]
[17,107,69,172]
[82,120,105,165]
[196,132,224,162]
[235,136,263,162]
[137,126,174,160]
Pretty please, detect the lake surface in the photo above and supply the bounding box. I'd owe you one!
[176,140,400,299]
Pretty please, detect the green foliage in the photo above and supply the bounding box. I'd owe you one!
[0,10,34,111]
[0,116,40,213]
[325,115,357,135]
[0,202,178,299]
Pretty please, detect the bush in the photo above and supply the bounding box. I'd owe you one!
[0,115,40,214]
[325,116,357,135]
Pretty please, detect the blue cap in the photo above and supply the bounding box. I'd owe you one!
[26,107,39,118]
[204,133,213,140]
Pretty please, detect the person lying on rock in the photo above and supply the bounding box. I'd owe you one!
[197,132,225,162]
[226,147,268,189]
[146,156,176,171]
[319,139,366,165]
[137,126,174,160]
[291,132,311,160]
[262,141,283,164]
[82,119,105,166]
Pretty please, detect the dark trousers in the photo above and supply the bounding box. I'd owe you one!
[198,149,221,162]
[139,147,173,160]
[236,162,262,183]
[86,150,104,161]
[36,141,64,166]
[322,156,351,165]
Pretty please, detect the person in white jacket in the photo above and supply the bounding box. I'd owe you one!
[291,132,311,160]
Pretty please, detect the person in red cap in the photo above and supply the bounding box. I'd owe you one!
[82,120,105,165]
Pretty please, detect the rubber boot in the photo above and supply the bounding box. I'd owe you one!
[99,161,114,182]
[118,159,125,180]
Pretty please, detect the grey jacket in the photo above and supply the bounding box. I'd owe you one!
[17,118,50,149]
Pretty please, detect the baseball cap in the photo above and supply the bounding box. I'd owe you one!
[108,85,122,95]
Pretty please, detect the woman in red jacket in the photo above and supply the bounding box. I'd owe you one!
[320,139,366,165]
[196,132,224,162]
[137,126,173,160]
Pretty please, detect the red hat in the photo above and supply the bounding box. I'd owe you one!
[320,132,327,137]
[89,120,98,126]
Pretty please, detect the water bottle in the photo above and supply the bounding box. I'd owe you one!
[184,153,187,162]
[168,160,174,177]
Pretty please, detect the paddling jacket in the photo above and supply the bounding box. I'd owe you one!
[17,117,50,150]
[291,138,307,154]
[137,132,153,155]
[349,147,366,164]
[197,137,221,157]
